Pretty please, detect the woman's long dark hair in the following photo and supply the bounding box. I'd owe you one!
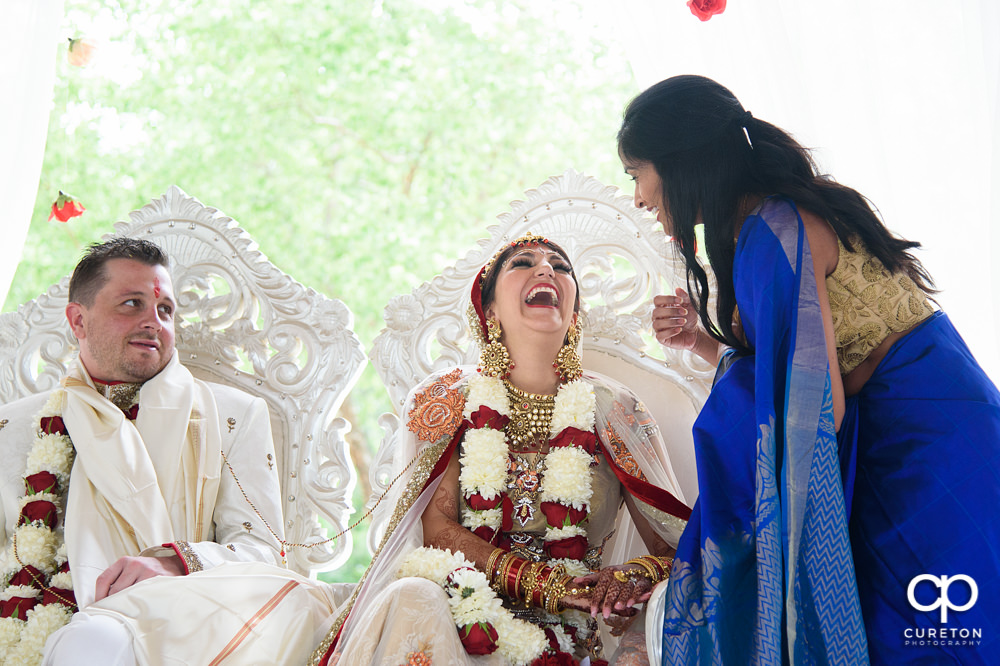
[617,75,935,354]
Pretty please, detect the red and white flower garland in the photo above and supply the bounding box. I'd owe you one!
[459,375,597,575]
[446,374,599,661]
[398,547,549,665]
[0,390,77,665]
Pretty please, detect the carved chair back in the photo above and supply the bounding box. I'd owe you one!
[365,170,714,551]
[0,186,366,577]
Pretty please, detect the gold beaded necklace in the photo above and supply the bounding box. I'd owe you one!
[503,380,556,449]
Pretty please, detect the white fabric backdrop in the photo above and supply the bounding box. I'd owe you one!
[602,0,999,382]
[0,0,64,308]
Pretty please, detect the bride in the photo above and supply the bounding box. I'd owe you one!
[312,233,691,665]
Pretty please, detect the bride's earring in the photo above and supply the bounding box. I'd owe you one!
[554,320,582,382]
[479,318,514,379]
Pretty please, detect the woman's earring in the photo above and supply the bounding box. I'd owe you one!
[479,318,514,379]
[554,321,582,382]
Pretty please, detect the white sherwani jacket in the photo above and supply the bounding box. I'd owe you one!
[0,358,285,608]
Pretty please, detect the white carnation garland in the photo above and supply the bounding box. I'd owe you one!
[399,547,549,665]
[459,375,596,575]
[450,374,598,659]
[0,390,76,666]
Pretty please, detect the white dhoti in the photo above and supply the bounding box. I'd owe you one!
[45,563,347,666]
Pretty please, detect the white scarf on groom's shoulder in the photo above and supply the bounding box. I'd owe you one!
[61,352,222,608]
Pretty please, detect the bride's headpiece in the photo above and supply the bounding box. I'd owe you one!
[467,232,582,382]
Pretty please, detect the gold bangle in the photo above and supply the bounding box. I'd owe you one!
[485,548,505,584]
[520,562,545,604]
[544,573,571,614]
[625,557,659,582]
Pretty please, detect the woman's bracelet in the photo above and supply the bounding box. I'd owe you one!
[623,555,673,584]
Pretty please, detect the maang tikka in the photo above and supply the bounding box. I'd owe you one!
[554,320,582,382]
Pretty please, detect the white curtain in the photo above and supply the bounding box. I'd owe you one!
[0,0,64,309]
[605,0,999,382]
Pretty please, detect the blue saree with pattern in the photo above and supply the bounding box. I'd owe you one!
[660,198,1000,664]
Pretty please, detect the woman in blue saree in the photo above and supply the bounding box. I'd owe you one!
[616,75,1000,664]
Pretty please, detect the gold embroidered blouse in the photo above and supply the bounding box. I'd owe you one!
[825,235,935,374]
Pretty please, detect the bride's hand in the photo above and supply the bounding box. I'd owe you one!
[571,565,652,619]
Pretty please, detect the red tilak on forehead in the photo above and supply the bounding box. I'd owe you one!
[153,277,161,298]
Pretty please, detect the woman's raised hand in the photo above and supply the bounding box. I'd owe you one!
[652,287,721,364]
[652,287,700,351]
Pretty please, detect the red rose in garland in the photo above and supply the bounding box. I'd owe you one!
[687,0,727,22]
[1,596,39,620]
[19,500,58,528]
[49,191,86,222]
[544,534,588,561]
[540,501,587,528]
[467,492,502,511]
[25,471,59,495]
[458,621,499,655]
[8,567,43,588]
[548,427,597,455]
[530,651,577,666]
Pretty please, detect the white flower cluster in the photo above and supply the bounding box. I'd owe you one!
[0,603,74,666]
[540,447,593,511]
[398,547,548,665]
[458,429,507,501]
[463,376,509,418]
[16,493,59,513]
[549,380,595,435]
[543,525,587,541]
[10,526,58,574]
[24,434,73,487]
[546,557,590,578]
[0,394,76,665]
[39,391,66,419]
[461,507,502,530]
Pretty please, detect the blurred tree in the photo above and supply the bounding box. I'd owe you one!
[7,0,637,580]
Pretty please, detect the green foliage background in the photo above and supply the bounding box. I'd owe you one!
[6,0,639,581]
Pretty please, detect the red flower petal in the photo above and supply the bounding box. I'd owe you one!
[18,500,58,528]
[540,501,588,528]
[687,0,727,21]
[469,406,510,431]
[39,416,66,435]
[544,534,588,561]
[466,492,501,511]
[8,566,43,588]
[472,525,496,543]
[43,587,77,609]
[0,596,39,620]
[549,427,597,455]
[25,471,59,495]
[459,621,499,655]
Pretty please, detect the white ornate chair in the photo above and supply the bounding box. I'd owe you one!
[365,170,715,551]
[0,186,366,577]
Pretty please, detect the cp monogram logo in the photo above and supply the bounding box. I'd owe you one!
[907,574,978,623]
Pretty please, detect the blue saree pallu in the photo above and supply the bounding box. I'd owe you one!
[661,197,1000,665]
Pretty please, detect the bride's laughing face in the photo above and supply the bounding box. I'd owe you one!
[486,244,578,341]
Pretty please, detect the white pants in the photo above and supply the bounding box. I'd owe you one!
[43,612,136,666]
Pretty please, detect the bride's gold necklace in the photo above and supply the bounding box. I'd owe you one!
[503,380,556,449]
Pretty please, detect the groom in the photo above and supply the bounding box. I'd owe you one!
[0,238,284,663]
